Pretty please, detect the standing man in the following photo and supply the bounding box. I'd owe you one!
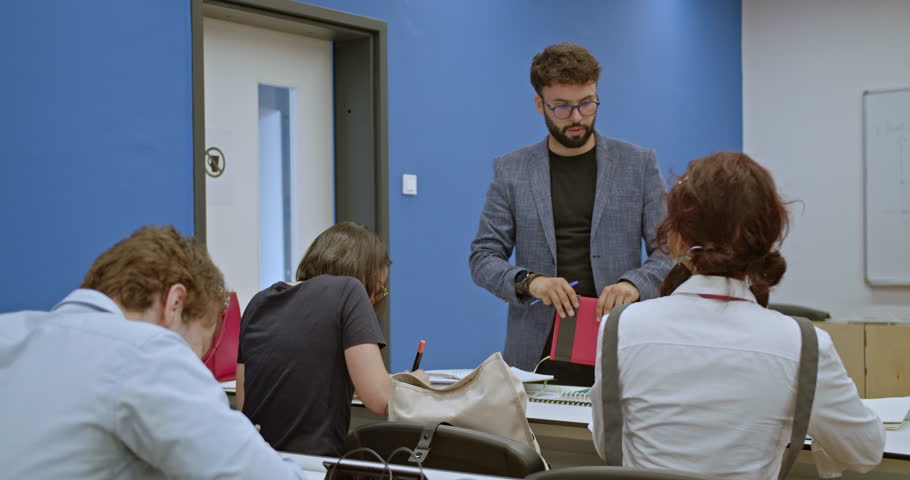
[469,42,671,385]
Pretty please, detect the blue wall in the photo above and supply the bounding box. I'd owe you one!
[0,0,741,372]
[0,2,194,311]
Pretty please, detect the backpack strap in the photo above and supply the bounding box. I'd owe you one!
[600,303,631,466]
[408,421,451,463]
[779,316,818,480]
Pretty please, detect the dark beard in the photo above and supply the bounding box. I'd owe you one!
[544,114,595,149]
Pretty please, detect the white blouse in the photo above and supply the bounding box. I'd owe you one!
[591,275,884,479]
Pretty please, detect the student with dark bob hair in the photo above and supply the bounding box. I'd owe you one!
[237,222,425,456]
[591,152,884,479]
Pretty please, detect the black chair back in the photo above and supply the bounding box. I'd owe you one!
[343,421,546,478]
[767,303,831,322]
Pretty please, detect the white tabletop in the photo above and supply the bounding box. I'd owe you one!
[880,422,910,459]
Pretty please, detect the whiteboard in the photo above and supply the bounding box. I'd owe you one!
[863,88,910,286]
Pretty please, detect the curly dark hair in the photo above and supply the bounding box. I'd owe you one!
[656,152,790,306]
[530,42,601,94]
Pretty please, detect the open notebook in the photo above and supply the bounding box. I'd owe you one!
[426,367,553,385]
[862,396,910,430]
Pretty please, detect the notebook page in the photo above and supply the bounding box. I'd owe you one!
[426,367,554,385]
[861,396,910,427]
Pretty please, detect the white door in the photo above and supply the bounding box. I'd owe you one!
[204,17,334,311]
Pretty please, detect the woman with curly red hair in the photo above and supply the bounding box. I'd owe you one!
[591,152,884,479]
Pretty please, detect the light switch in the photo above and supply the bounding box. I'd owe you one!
[402,174,418,196]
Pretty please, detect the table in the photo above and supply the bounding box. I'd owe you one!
[350,391,910,478]
[224,381,910,478]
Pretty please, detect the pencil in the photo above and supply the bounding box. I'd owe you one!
[411,339,426,371]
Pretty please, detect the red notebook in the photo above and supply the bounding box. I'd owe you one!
[549,296,600,366]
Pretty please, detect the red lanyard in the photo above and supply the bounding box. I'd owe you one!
[697,294,749,302]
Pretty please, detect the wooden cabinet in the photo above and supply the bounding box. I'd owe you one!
[865,324,910,399]
[813,322,910,399]
[813,322,865,397]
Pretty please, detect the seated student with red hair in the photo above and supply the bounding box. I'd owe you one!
[591,152,884,479]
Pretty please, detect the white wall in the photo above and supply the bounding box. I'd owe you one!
[742,0,910,321]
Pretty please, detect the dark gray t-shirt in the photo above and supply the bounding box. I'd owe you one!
[238,275,386,456]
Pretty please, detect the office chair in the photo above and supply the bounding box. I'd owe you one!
[767,303,831,322]
[343,421,547,478]
[526,466,716,480]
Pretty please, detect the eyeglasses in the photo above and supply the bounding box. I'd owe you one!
[544,100,600,120]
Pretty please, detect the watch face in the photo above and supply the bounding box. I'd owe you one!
[515,270,529,284]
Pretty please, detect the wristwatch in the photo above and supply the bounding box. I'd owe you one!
[514,270,540,296]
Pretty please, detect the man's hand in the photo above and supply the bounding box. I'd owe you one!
[596,281,640,319]
[528,276,579,318]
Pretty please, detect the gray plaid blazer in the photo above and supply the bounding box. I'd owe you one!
[469,132,672,370]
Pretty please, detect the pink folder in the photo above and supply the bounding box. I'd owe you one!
[202,291,241,381]
[549,296,599,366]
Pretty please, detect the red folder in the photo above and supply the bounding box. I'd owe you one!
[549,296,599,366]
[202,291,241,381]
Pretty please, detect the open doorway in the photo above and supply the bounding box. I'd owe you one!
[191,0,390,362]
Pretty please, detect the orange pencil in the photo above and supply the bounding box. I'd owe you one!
[411,339,426,371]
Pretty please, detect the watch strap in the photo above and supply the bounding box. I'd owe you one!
[516,272,543,296]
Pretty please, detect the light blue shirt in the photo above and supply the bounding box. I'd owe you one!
[0,289,305,479]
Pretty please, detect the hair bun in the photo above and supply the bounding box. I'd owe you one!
[759,251,786,285]
[745,250,786,307]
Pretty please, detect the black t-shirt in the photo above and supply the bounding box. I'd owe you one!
[549,147,597,298]
[237,275,386,456]
[540,147,597,387]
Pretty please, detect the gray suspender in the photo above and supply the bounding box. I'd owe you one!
[600,306,819,480]
[600,303,630,467]
[782,316,818,479]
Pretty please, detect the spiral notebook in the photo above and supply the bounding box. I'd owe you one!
[527,385,592,406]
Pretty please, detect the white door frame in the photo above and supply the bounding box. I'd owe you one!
[191,0,391,361]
